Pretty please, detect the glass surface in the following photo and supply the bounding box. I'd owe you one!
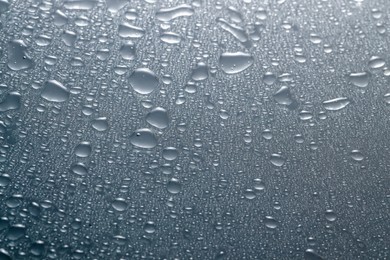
[0,0,389,259]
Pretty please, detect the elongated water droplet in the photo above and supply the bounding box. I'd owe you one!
[323,97,350,111]
[41,80,69,102]
[156,4,194,22]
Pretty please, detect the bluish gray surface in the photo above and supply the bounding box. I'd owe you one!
[0,0,389,259]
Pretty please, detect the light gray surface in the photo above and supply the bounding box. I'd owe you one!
[0,0,389,259]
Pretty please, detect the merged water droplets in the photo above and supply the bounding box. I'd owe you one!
[40,80,70,102]
[7,40,34,71]
[219,52,254,74]
[129,68,159,95]
[130,128,157,149]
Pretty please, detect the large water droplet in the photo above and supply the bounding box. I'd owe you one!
[41,80,70,102]
[368,56,385,69]
[129,68,159,94]
[270,154,285,167]
[111,198,127,212]
[349,72,370,88]
[6,224,26,241]
[350,150,364,161]
[191,62,209,81]
[7,40,34,71]
[219,52,254,74]
[273,86,298,109]
[167,178,181,194]
[323,97,350,111]
[130,128,157,148]
[162,147,178,161]
[91,117,109,131]
[74,142,92,157]
[64,0,97,10]
[325,210,337,222]
[0,92,21,112]
[264,216,278,229]
[146,107,169,129]
[71,163,88,176]
[106,0,127,13]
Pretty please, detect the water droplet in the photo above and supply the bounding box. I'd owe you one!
[167,178,181,194]
[119,41,136,61]
[384,93,390,104]
[64,0,97,10]
[244,189,256,200]
[349,72,370,88]
[106,0,127,13]
[111,198,127,212]
[118,23,145,38]
[270,154,285,167]
[368,56,385,69]
[156,4,194,22]
[53,10,68,26]
[263,72,277,85]
[273,86,298,109]
[217,18,251,47]
[91,117,109,131]
[0,92,21,112]
[144,221,156,233]
[74,142,92,157]
[129,68,159,95]
[61,30,77,46]
[0,248,11,260]
[325,210,337,222]
[130,128,157,149]
[71,163,88,176]
[219,52,254,74]
[304,249,324,260]
[160,32,181,44]
[0,0,10,14]
[7,40,34,71]
[6,224,26,241]
[146,107,169,129]
[350,150,364,161]
[323,97,350,111]
[264,216,278,229]
[191,62,209,81]
[41,80,70,102]
[162,147,178,160]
